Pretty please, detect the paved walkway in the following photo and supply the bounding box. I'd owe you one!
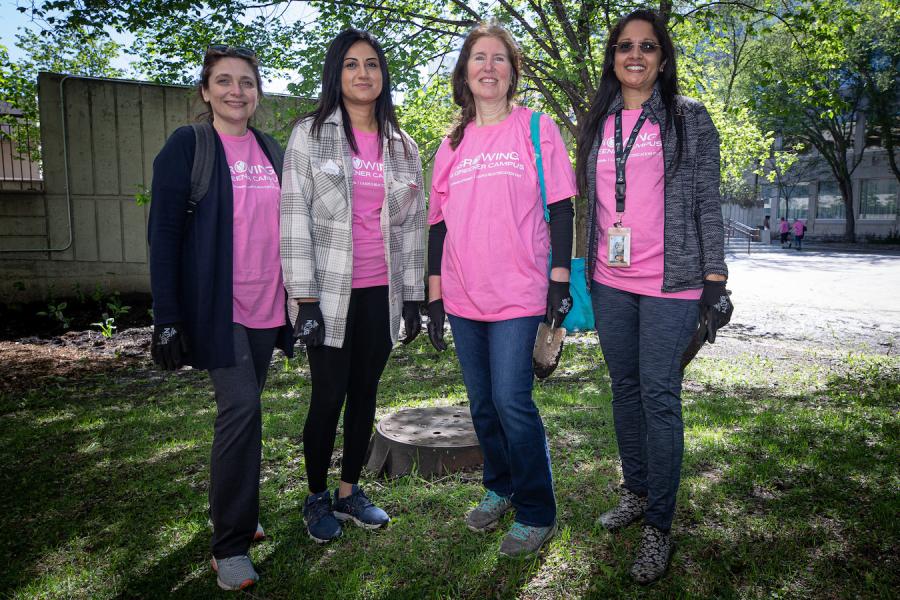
[715,241,900,356]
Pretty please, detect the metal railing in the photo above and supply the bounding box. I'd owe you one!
[0,118,43,192]
[724,218,759,254]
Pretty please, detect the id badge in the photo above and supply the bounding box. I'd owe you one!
[607,226,631,267]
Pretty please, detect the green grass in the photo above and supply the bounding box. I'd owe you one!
[1,338,897,599]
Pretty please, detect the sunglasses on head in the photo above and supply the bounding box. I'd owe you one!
[206,44,257,59]
[613,41,661,54]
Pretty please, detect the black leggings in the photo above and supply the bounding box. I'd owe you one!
[304,286,393,493]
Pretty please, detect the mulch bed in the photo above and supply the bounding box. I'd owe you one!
[0,328,152,396]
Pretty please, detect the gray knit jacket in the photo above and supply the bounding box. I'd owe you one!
[584,85,728,293]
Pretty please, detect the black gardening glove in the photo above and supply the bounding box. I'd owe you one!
[546,280,573,329]
[426,299,447,351]
[401,301,422,345]
[699,280,733,343]
[151,323,189,370]
[294,301,325,348]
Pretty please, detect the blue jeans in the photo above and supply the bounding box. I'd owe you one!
[591,282,699,532]
[448,314,556,527]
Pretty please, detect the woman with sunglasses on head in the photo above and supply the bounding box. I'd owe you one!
[148,45,294,590]
[575,9,731,583]
[426,22,576,557]
[280,29,425,544]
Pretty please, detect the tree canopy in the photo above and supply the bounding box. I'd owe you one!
[10,0,900,241]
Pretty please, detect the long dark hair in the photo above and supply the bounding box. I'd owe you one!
[449,23,522,150]
[575,9,684,195]
[301,29,407,157]
[196,47,263,123]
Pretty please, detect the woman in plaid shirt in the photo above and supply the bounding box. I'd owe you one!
[280,29,426,544]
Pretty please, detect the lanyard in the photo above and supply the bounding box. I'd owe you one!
[614,109,648,216]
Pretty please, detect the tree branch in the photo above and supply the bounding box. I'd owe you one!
[497,0,559,60]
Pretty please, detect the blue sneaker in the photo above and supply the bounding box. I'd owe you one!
[333,485,390,529]
[466,489,513,532]
[303,490,342,544]
[499,520,558,557]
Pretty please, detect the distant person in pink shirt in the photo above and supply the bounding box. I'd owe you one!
[280,29,425,544]
[792,218,807,250]
[780,217,790,247]
[426,22,576,558]
[148,45,294,591]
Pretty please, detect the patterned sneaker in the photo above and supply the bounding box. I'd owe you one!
[499,521,558,557]
[598,486,647,530]
[210,555,258,591]
[630,524,673,584]
[333,485,390,529]
[303,490,342,543]
[466,490,513,532]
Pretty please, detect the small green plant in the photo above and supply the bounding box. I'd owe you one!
[37,301,71,329]
[106,293,131,319]
[134,185,151,207]
[72,283,86,304]
[91,284,106,305]
[92,316,117,338]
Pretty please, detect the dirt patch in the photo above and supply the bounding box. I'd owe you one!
[0,327,152,396]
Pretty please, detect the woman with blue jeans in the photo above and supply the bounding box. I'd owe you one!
[576,9,731,583]
[425,23,576,557]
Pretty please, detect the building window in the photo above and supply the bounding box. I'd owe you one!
[859,179,898,220]
[760,184,777,213]
[816,181,845,219]
[784,183,809,219]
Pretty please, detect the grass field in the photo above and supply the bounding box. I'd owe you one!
[2,335,898,599]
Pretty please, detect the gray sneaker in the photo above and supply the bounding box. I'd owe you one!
[211,555,259,591]
[598,486,647,530]
[466,490,513,532]
[499,521,558,557]
[630,524,673,584]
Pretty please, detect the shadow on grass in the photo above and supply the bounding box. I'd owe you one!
[1,340,897,598]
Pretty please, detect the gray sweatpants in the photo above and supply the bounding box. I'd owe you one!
[208,324,278,558]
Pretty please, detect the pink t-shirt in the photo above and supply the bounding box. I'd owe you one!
[780,220,790,234]
[220,130,286,328]
[429,107,577,321]
[793,220,805,236]
[351,129,388,288]
[593,110,701,300]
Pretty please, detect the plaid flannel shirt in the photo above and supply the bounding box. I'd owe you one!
[280,110,426,348]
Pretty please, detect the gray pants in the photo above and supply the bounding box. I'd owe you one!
[208,324,278,558]
[591,282,699,532]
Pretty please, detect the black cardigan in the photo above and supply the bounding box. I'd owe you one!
[148,125,293,370]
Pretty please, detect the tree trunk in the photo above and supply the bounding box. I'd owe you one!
[658,0,673,24]
[839,178,856,242]
[575,199,587,257]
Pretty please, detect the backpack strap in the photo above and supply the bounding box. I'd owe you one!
[253,128,285,184]
[188,122,217,217]
[530,110,550,224]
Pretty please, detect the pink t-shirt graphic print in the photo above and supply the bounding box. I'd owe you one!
[220,130,287,328]
[593,109,700,300]
[350,129,388,288]
[429,107,577,321]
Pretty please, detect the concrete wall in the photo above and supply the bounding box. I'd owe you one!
[0,72,306,301]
